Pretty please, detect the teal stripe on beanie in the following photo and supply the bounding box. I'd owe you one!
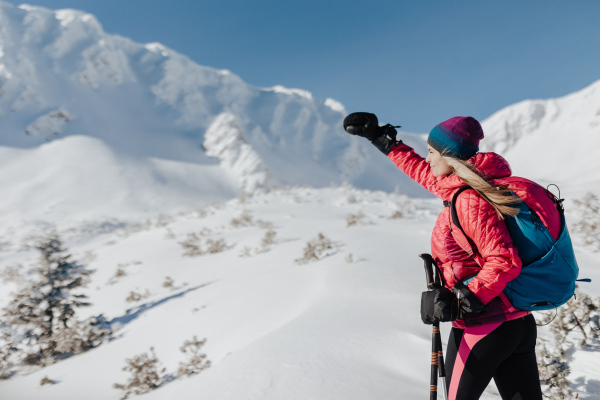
[427,116,484,160]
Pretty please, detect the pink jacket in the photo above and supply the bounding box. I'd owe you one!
[388,143,532,327]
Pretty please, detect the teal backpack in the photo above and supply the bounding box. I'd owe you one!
[448,181,589,311]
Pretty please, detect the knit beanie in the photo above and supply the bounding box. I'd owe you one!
[427,116,484,160]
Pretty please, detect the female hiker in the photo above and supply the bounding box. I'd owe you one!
[343,113,544,400]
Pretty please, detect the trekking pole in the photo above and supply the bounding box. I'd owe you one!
[419,253,448,400]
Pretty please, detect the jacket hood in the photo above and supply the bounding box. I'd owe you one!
[435,152,513,199]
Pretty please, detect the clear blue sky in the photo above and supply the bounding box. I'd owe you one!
[5,0,600,132]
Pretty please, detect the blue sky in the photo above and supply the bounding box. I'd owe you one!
[5,0,600,132]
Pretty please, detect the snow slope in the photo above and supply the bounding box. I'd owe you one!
[481,79,600,197]
[0,187,598,400]
[0,135,239,227]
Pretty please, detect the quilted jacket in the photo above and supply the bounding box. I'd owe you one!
[388,143,531,327]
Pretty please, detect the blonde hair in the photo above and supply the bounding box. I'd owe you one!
[442,155,521,219]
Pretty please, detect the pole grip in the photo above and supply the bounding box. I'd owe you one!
[419,253,436,290]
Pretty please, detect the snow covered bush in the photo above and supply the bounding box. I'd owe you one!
[346,211,367,227]
[572,192,600,251]
[0,232,110,375]
[205,238,227,254]
[388,199,414,220]
[126,290,150,303]
[113,347,165,399]
[230,210,254,228]
[114,338,210,398]
[260,229,277,251]
[536,341,573,400]
[40,376,56,386]
[179,232,204,256]
[179,233,228,257]
[295,233,335,264]
[535,288,600,399]
[237,229,277,258]
[549,288,600,347]
[177,336,211,377]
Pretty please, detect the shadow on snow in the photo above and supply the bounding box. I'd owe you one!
[109,281,215,335]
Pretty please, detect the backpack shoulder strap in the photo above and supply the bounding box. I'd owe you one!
[445,185,485,266]
[449,185,473,231]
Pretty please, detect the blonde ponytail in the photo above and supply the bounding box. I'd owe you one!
[442,156,521,219]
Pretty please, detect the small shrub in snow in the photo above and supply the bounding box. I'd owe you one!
[205,238,227,254]
[179,233,204,257]
[295,233,334,265]
[230,210,254,228]
[536,341,573,400]
[239,246,253,258]
[163,277,175,290]
[113,347,165,400]
[346,211,367,227]
[534,288,600,399]
[549,288,600,347]
[572,192,600,251]
[388,199,414,220]
[177,336,211,377]
[40,376,55,386]
[107,266,128,285]
[260,229,277,250]
[126,290,150,303]
[179,233,228,257]
[238,228,278,258]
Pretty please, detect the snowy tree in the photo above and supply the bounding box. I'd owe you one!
[1,232,100,367]
[177,336,211,377]
[114,347,165,399]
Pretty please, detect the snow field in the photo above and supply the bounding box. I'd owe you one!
[1,186,599,399]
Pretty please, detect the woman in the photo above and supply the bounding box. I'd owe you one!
[343,113,543,400]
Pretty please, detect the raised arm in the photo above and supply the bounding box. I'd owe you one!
[343,112,441,197]
[387,143,441,197]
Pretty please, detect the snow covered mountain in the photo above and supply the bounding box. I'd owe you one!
[0,1,430,226]
[480,79,600,197]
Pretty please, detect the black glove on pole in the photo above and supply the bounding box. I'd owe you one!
[452,281,487,319]
[343,112,402,155]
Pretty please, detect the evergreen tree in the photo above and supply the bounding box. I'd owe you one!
[2,232,95,365]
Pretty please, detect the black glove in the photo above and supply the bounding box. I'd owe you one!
[420,286,459,325]
[343,112,402,155]
[343,112,381,140]
[452,281,487,318]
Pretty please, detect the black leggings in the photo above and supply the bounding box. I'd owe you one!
[444,314,543,400]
